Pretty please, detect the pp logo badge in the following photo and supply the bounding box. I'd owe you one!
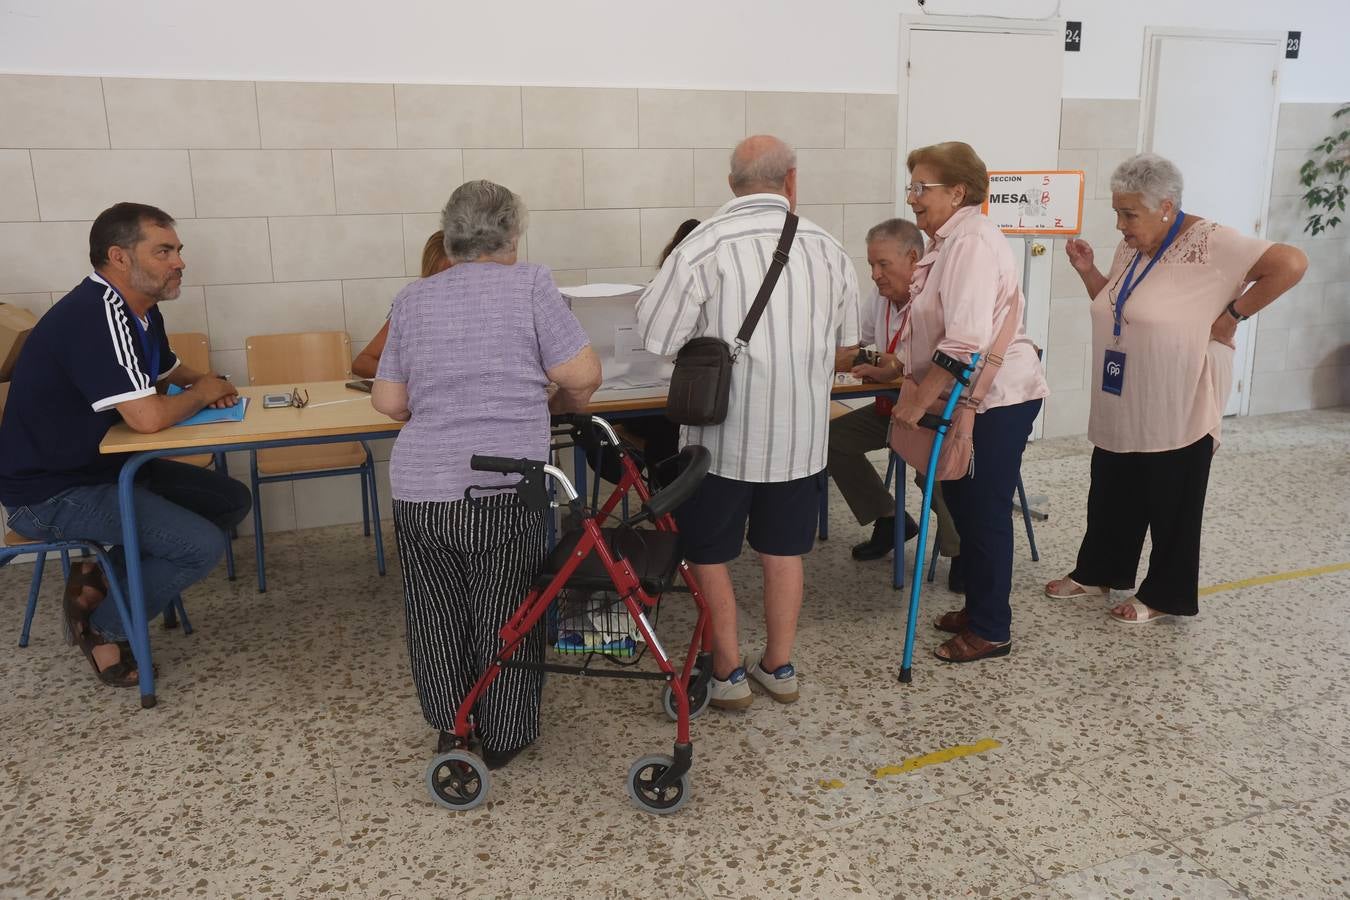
[1102,349,1126,396]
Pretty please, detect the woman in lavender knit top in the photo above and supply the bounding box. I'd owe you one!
[372,180,601,768]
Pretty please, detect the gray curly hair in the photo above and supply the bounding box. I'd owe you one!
[1109,153,1184,211]
[441,180,527,263]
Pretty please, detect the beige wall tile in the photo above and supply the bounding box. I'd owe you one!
[1095,148,1133,198]
[401,213,441,276]
[174,218,273,286]
[1248,364,1350,414]
[103,78,259,149]
[1275,103,1345,150]
[191,150,335,218]
[747,92,845,149]
[1287,320,1350,368]
[158,285,209,335]
[0,151,38,220]
[550,269,589,288]
[638,90,745,149]
[1044,342,1086,392]
[1270,149,1307,199]
[31,150,194,221]
[0,221,94,293]
[693,148,734,206]
[205,280,345,351]
[268,215,405,283]
[0,75,108,149]
[523,87,636,149]
[842,203,894,257]
[333,149,463,215]
[208,350,248,384]
[583,149,692,209]
[585,266,656,285]
[1041,388,1091,438]
[224,463,295,535]
[1252,324,1288,373]
[1266,193,1313,244]
[292,466,381,530]
[257,82,396,149]
[796,149,893,205]
[342,277,414,344]
[0,293,54,320]
[1302,239,1350,284]
[845,94,897,149]
[527,209,640,270]
[1078,197,1120,247]
[799,204,844,246]
[1057,149,1097,201]
[1060,99,1139,150]
[462,149,583,211]
[850,256,870,293]
[638,207,718,267]
[1321,283,1350,323]
[1256,280,1323,329]
[395,84,522,149]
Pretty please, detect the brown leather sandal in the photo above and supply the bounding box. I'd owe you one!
[934,630,1011,663]
[933,609,968,634]
[63,563,139,688]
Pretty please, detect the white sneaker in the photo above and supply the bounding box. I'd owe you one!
[709,667,753,710]
[747,653,799,703]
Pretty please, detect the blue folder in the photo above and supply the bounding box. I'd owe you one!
[166,384,249,427]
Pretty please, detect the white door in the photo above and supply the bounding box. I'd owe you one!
[1142,30,1283,416]
[899,17,1065,437]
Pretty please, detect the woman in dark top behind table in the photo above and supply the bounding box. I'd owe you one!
[372,181,601,768]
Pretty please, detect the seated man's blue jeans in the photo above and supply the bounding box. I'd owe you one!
[5,460,252,639]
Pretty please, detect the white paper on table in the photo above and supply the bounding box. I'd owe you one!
[614,324,649,361]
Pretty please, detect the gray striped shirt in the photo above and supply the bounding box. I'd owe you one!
[637,194,861,483]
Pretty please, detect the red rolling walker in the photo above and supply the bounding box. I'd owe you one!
[425,415,713,815]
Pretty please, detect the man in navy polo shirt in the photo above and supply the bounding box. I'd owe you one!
[0,202,252,687]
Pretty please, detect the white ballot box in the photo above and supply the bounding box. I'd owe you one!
[561,283,673,399]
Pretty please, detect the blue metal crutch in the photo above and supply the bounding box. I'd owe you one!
[899,350,979,685]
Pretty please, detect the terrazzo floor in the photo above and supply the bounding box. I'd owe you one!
[2,408,1348,899]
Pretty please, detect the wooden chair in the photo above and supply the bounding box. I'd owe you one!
[244,332,385,592]
[166,332,236,583]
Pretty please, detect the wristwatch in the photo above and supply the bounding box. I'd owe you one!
[1226,300,1249,321]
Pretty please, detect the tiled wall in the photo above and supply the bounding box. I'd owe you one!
[1042,98,1350,438]
[1250,103,1350,414]
[0,74,897,532]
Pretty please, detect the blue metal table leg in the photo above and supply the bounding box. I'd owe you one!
[19,551,46,648]
[116,456,157,708]
[250,451,267,593]
[1016,474,1040,562]
[892,455,904,591]
[366,448,387,576]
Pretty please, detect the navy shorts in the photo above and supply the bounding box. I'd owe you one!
[673,470,824,564]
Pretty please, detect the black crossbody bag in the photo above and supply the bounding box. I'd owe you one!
[665,212,799,426]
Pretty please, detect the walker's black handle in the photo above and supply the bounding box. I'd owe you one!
[470,455,536,475]
[918,413,950,431]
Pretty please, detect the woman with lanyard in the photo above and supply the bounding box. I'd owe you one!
[1046,153,1307,624]
[828,218,961,580]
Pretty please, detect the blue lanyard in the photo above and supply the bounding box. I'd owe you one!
[1113,211,1184,338]
[127,310,161,383]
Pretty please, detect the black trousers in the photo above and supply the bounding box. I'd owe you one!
[940,399,1041,643]
[1070,435,1214,616]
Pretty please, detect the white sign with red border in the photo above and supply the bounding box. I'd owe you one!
[982,170,1085,235]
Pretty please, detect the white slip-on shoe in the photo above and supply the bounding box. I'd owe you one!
[746,653,799,703]
[709,667,753,710]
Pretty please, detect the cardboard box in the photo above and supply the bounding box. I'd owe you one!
[0,303,39,382]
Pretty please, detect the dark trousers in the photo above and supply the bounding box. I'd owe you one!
[392,494,546,750]
[1070,435,1214,616]
[940,399,1041,643]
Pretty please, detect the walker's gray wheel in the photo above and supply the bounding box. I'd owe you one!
[425,750,490,812]
[660,674,710,723]
[626,754,689,815]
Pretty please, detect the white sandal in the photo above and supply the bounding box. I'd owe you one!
[1108,597,1173,625]
[1044,575,1109,600]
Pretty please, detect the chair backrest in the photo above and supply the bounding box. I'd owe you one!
[168,332,210,373]
[245,332,352,386]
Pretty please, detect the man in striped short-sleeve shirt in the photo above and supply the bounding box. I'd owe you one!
[637,135,861,710]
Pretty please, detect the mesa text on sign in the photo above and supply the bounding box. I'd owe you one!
[981,171,1085,236]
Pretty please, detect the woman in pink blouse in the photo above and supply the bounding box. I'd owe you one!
[892,141,1049,664]
[1046,153,1307,624]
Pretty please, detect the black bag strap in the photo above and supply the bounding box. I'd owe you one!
[732,211,798,354]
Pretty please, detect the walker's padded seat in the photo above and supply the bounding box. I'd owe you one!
[537,527,682,595]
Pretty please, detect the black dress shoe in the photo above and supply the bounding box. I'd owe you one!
[482,743,531,770]
[850,515,920,561]
[947,555,966,594]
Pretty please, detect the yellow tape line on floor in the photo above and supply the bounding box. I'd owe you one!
[1198,561,1350,597]
[872,738,1002,780]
